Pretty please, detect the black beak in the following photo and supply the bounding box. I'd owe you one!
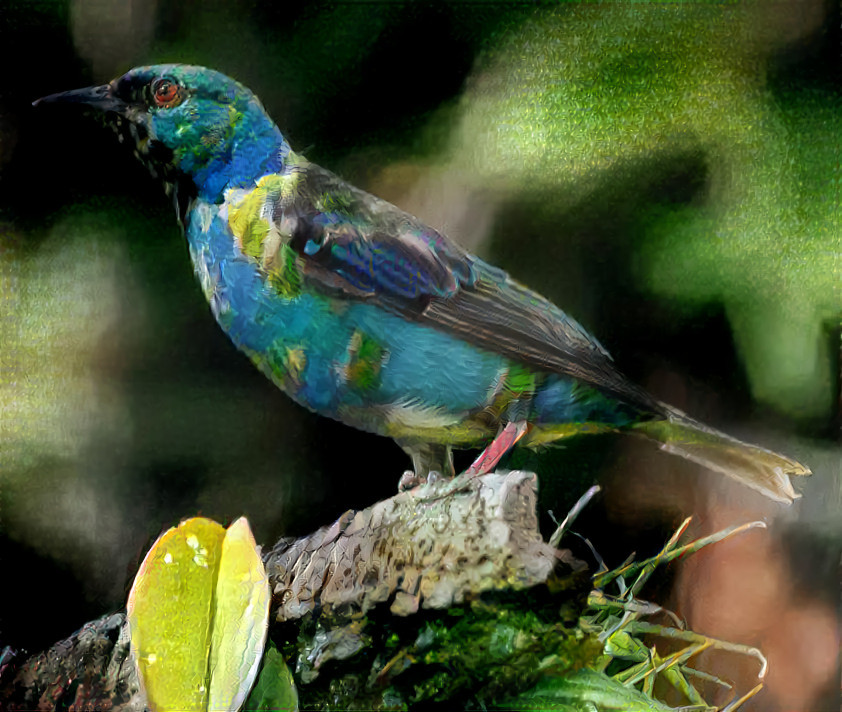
[33,84,127,114]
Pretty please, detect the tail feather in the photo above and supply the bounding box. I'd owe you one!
[634,405,810,504]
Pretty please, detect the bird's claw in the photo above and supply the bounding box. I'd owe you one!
[397,469,446,492]
[398,470,420,491]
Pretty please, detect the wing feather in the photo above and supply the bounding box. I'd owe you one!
[275,160,662,413]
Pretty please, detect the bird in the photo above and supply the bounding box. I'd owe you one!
[35,64,809,502]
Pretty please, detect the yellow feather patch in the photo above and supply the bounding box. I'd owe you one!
[226,174,288,260]
[524,422,617,447]
[384,400,491,446]
[285,347,307,384]
[225,171,303,298]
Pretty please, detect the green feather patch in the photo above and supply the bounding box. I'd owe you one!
[503,363,537,398]
[346,330,386,390]
[268,244,302,299]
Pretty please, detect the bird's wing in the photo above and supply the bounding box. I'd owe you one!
[275,160,661,412]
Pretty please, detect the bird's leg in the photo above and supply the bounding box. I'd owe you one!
[464,420,530,477]
[396,441,455,491]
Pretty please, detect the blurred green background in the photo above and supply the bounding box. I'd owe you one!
[0,1,839,707]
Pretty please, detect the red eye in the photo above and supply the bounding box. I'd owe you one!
[152,78,181,108]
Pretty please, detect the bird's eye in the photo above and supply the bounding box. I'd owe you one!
[151,77,182,108]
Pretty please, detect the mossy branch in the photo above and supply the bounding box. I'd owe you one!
[0,471,588,710]
[0,471,767,711]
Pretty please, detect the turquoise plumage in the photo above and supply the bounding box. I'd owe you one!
[36,64,809,501]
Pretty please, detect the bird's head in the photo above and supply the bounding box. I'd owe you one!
[36,64,288,204]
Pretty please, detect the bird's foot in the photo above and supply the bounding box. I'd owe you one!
[465,420,530,477]
[398,470,419,491]
[398,469,446,491]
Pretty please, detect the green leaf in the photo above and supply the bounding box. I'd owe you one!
[603,630,647,660]
[498,668,678,711]
[126,516,270,712]
[242,640,299,712]
[593,520,765,591]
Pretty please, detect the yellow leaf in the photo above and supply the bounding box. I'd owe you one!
[127,516,270,712]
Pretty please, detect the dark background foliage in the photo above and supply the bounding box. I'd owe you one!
[0,2,838,709]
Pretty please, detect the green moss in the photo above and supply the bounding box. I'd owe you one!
[289,583,600,711]
[399,602,600,707]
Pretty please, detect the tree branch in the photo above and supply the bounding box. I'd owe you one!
[0,471,589,710]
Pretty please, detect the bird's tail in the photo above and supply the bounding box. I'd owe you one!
[632,405,810,503]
